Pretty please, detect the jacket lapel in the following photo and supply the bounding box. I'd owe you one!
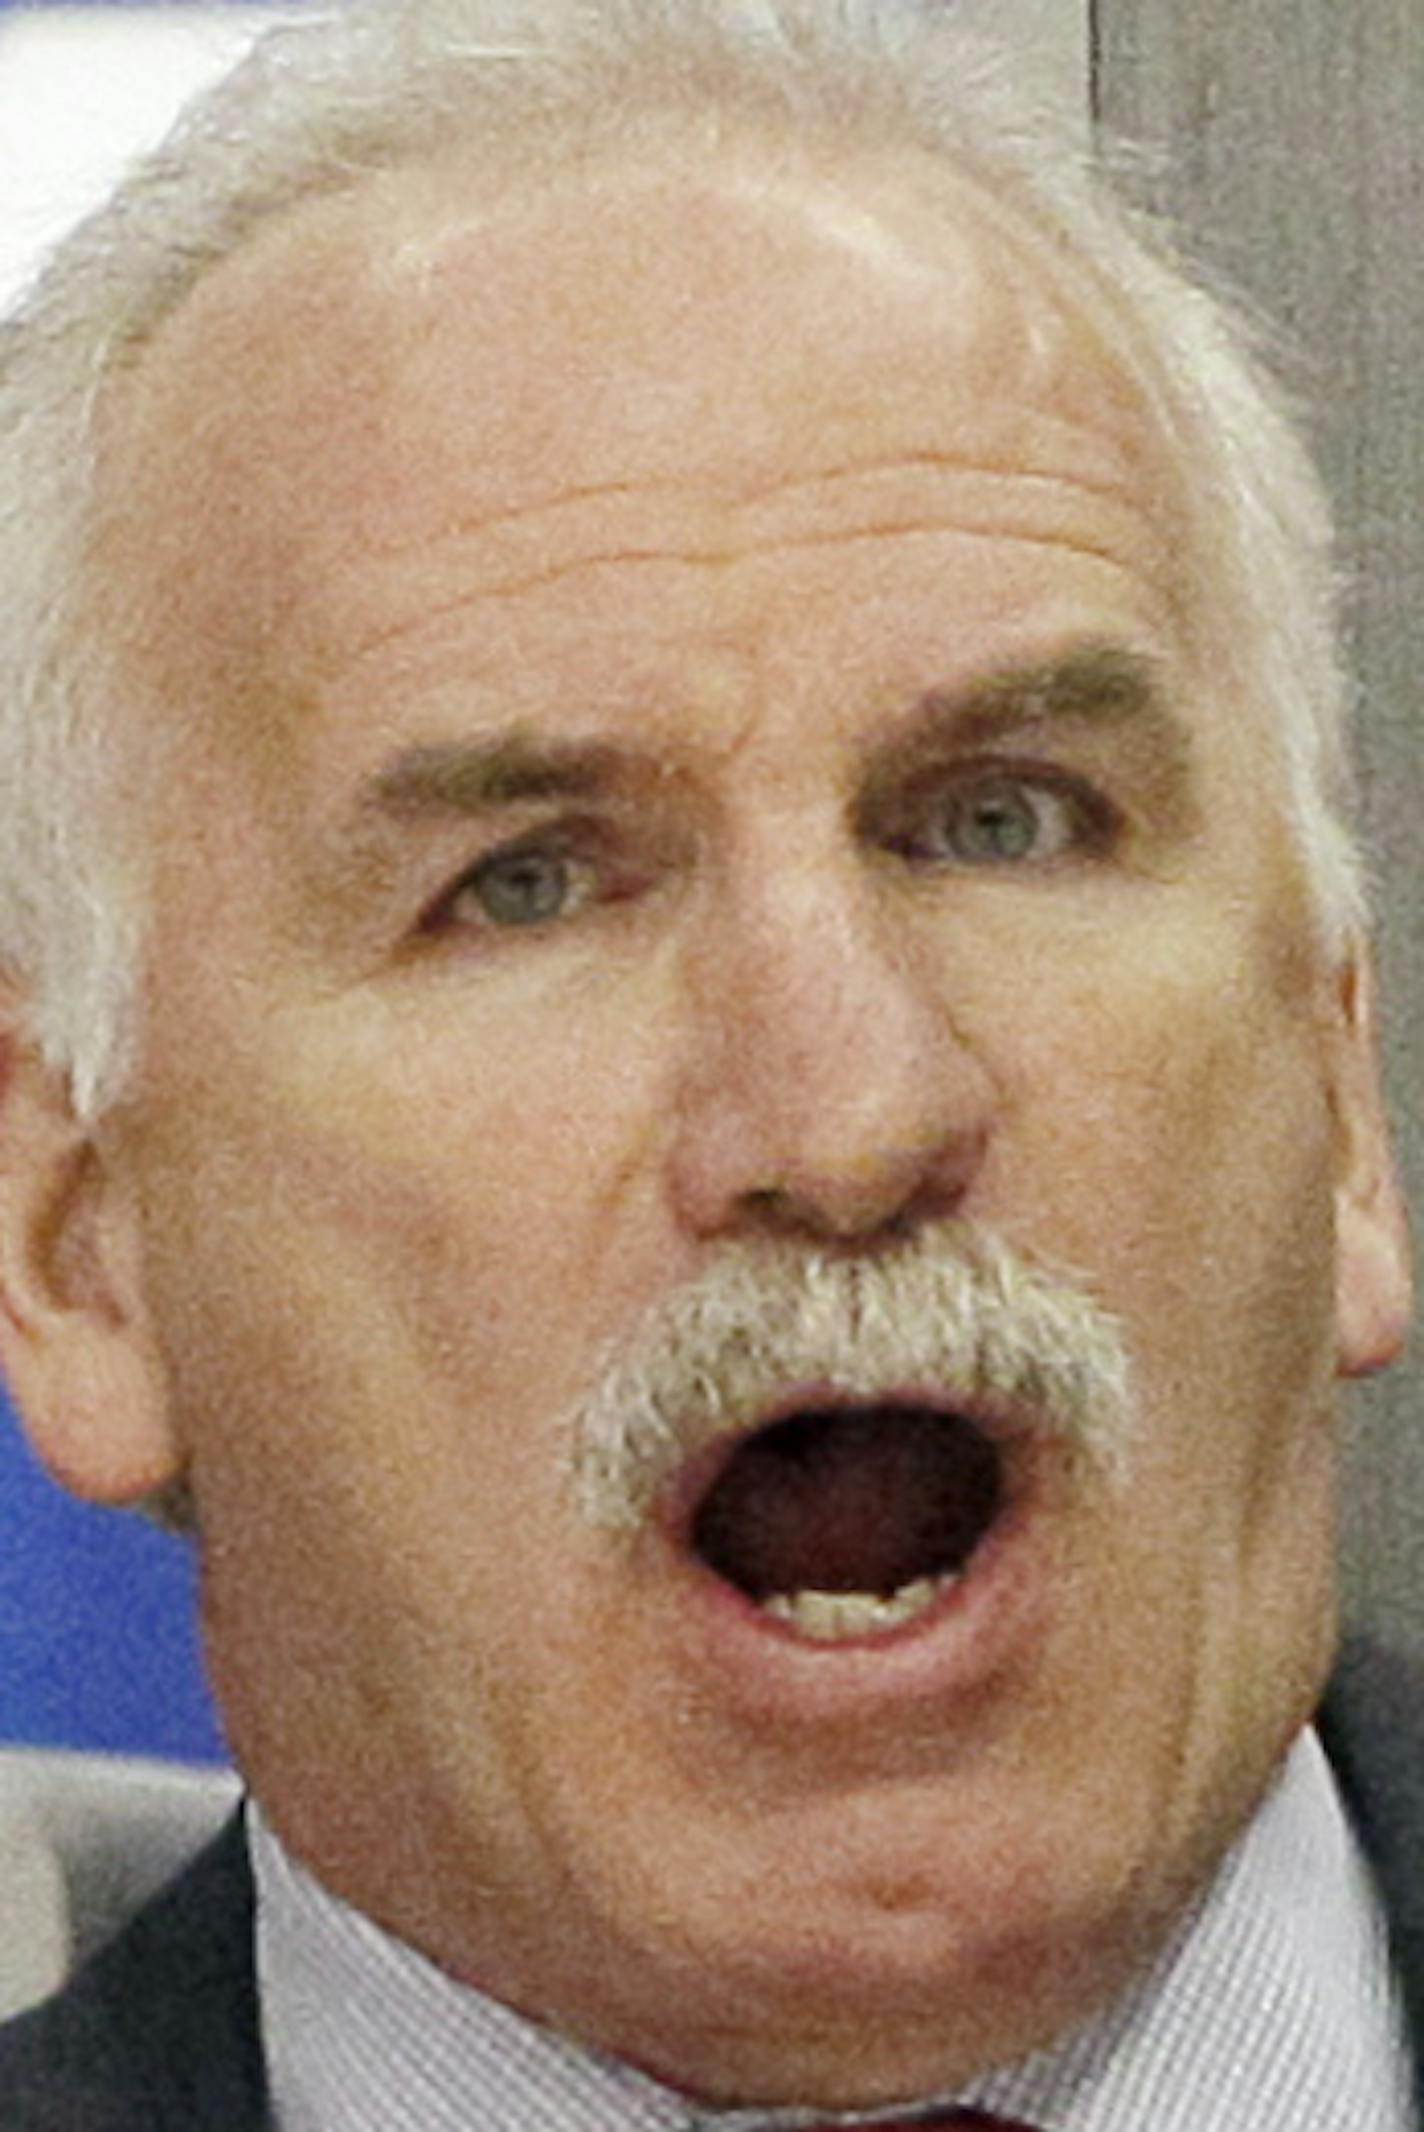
[1321,1635,1424,2126]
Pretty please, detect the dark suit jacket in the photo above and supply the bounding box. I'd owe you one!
[3,1638,1422,2130]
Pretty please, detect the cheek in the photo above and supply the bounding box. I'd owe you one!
[986,923,1339,1430]
[301,981,687,1361]
[134,975,684,1495]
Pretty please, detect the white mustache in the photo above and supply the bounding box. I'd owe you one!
[568,1223,1134,1534]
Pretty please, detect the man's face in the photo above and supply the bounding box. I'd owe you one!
[74,146,1405,2101]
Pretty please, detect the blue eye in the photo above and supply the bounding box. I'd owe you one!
[916,776,1089,867]
[446,844,584,929]
[420,814,664,946]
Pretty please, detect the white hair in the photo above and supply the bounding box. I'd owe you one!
[571,1221,1133,1536]
[0,0,1366,1119]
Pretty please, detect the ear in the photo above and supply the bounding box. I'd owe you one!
[0,1005,181,1503]
[1329,946,1412,1379]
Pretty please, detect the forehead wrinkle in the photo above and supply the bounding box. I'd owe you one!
[300,167,1178,596]
[303,427,1177,690]
[330,517,1164,682]
[342,439,1158,577]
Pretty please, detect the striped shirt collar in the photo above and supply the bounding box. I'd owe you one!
[252,1730,1413,2132]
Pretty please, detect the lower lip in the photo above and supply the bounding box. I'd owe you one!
[656,1478,1054,1732]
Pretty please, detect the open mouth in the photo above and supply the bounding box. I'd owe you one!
[686,1403,1005,1644]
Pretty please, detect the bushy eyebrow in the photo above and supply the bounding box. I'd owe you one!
[343,641,1193,863]
[361,734,624,818]
[860,641,1198,822]
[911,642,1185,761]
[306,734,635,924]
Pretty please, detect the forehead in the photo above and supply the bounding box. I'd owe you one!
[96,137,1196,764]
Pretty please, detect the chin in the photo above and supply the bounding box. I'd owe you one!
[536,1799,1189,2111]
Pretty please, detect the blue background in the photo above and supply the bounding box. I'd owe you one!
[0,1381,225,1761]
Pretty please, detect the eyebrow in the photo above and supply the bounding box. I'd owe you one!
[856,641,1199,837]
[361,734,624,819]
[346,641,1191,851]
[924,642,1184,755]
[863,637,1193,785]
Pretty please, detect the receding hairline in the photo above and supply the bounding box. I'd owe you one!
[94,109,1207,597]
[100,109,1100,359]
[89,118,1209,780]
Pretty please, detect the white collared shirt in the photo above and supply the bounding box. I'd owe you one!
[252,1731,1414,2132]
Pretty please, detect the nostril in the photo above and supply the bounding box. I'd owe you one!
[732,1156,979,1248]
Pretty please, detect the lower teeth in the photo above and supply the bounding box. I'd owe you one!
[760,1575,948,1641]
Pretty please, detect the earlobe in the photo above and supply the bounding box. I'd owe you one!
[1330,948,1413,1379]
[0,1012,182,1503]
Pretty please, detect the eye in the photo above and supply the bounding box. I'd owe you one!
[433,839,593,932]
[906,773,1108,868]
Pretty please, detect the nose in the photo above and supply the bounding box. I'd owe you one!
[668,860,997,1246]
